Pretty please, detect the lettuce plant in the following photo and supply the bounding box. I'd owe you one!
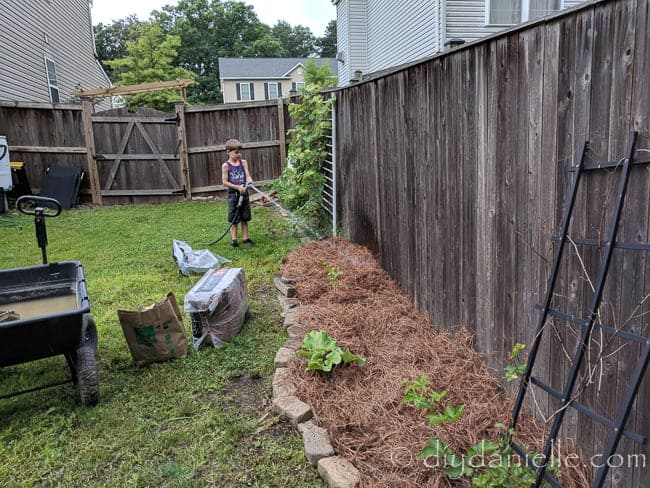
[296,330,366,372]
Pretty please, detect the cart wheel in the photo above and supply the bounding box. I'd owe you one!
[77,314,100,406]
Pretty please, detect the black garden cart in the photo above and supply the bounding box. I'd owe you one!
[0,196,99,406]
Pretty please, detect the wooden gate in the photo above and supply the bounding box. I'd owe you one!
[89,106,186,205]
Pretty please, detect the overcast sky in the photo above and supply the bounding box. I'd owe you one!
[91,0,336,36]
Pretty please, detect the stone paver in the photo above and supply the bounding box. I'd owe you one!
[298,420,335,466]
[317,456,360,488]
[272,395,312,425]
[272,368,297,398]
[274,347,294,368]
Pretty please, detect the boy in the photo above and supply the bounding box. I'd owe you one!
[222,138,254,247]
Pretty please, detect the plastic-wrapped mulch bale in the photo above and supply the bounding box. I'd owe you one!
[183,268,248,349]
[172,239,230,276]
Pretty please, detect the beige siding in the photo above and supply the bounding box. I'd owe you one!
[0,0,112,109]
[222,78,298,104]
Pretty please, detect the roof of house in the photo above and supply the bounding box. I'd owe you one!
[218,57,338,79]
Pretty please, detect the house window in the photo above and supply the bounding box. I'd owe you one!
[44,56,60,103]
[264,82,282,100]
[236,82,254,101]
[487,0,561,25]
[291,82,306,92]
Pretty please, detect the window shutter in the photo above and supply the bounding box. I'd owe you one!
[250,83,255,100]
[236,83,241,101]
[277,83,282,97]
[264,82,269,100]
[292,82,296,91]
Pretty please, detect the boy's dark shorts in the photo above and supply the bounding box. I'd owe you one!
[227,190,251,223]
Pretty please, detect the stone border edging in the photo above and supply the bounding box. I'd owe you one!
[272,276,361,488]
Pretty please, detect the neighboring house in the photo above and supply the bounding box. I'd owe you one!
[333,0,587,86]
[0,0,112,109]
[218,58,338,104]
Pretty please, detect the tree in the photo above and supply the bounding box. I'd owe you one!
[271,21,317,57]
[106,23,195,111]
[317,20,337,58]
[303,59,337,89]
[93,15,143,79]
[153,0,272,104]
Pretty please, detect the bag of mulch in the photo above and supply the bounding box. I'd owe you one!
[117,292,188,365]
[172,239,230,276]
[184,268,248,349]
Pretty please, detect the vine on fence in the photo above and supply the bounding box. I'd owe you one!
[273,87,334,234]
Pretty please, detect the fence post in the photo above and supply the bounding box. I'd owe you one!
[175,101,191,200]
[277,98,286,167]
[81,100,102,205]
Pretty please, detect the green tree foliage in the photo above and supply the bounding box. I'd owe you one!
[105,23,195,112]
[153,0,271,104]
[317,20,337,57]
[271,21,317,57]
[303,59,337,89]
[93,15,143,79]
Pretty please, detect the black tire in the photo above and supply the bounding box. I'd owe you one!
[77,344,100,406]
[76,314,100,406]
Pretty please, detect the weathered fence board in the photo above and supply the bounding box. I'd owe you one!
[334,0,648,485]
[0,100,288,205]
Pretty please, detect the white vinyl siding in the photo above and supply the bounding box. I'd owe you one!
[0,0,112,108]
[336,0,368,86]
[485,0,563,25]
[446,0,505,43]
[336,0,351,84]
[366,0,439,74]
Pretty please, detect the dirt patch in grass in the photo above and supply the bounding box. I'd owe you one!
[281,238,590,487]
[220,373,269,415]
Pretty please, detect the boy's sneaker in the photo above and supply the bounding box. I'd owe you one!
[231,240,239,247]
[243,238,255,246]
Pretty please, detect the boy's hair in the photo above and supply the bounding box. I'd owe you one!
[225,138,242,152]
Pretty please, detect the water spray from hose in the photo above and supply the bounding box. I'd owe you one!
[247,183,325,240]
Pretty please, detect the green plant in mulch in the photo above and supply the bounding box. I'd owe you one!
[503,342,527,383]
[295,330,366,372]
[323,262,343,288]
[404,373,558,486]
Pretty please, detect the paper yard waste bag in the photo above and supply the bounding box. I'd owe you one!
[184,268,248,349]
[118,292,188,365]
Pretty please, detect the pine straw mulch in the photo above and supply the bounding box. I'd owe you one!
[280,237,591,487]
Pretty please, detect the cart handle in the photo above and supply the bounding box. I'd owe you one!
[17,196,62,217]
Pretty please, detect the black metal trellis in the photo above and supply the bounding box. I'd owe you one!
[509,132,650,488]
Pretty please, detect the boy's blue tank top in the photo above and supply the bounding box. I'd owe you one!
[226,161,246,186]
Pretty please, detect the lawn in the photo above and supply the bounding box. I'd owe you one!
[0,200,326,487]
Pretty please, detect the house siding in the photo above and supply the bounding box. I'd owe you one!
[336,0,369,86]
[336,0,351,84]
[335,0,589,84]
[446,0,504,43]
[367,0,439,74]
[0,0,112,109]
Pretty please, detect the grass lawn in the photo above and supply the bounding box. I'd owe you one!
[0,200,326,488]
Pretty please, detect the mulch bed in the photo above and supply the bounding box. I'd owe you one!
[281,237,590,487]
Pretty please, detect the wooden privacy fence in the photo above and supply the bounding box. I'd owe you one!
[0,98,289,205]
[334,0,648,486]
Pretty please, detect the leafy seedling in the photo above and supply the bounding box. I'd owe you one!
[295,330,366,372]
